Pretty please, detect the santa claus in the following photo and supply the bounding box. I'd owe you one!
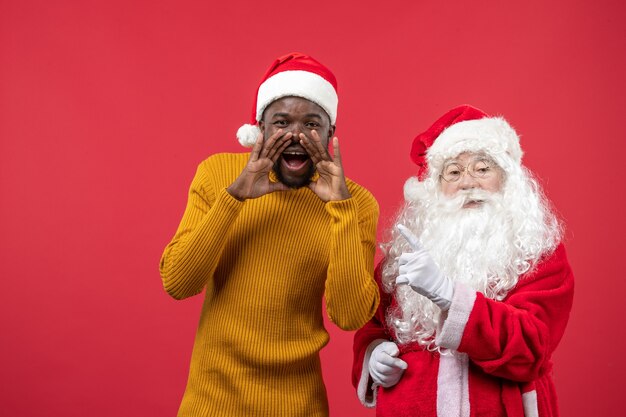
[352,105,574,417]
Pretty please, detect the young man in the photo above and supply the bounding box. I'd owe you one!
[353,105,574,417]
[160,52,379,417]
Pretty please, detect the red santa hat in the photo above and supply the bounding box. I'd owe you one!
[405,105,523,200]
[236,52,339,147]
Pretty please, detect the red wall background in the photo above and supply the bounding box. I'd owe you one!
[1,1,625,416]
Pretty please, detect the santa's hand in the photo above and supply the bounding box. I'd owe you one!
[368,341,408,388]
[395,224,454,311]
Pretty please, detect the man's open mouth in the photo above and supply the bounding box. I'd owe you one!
[281,151,310,171]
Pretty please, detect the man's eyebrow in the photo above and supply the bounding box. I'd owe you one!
[270,112,323,119]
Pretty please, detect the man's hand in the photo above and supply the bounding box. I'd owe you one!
[300,131,351,202]
[396,224,454,311]
[227,130,292,200]
[368,341,408,388]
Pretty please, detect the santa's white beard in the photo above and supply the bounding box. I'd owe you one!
[420,189,517,294]
[383,175,561,349]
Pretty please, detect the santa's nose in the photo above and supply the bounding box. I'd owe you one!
[458,171,479,189]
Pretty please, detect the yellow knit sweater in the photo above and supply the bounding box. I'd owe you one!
[160,153,380,417]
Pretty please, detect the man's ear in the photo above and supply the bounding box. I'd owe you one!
[258,120,265,134]
[328,125,336,138]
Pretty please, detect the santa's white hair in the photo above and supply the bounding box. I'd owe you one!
[382,152,562,351]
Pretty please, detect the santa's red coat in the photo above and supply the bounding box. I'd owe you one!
[352,244,574,417]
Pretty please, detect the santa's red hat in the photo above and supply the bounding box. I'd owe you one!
[405,105,523,200]
[411,105,523,177]
[236,52,339,147]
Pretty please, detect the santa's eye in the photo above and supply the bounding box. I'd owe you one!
[444,165,462,176]
[472,161,492,177]
[441,164,463,182]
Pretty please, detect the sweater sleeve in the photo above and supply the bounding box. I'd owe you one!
[159,160,244,300]
[435,244,575,382]
[323,189,380,330]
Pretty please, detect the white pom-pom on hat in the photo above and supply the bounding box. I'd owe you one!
[404,176,438,203]
[236,124,261,147]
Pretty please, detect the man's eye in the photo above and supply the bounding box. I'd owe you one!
[447,169,461,176]
[273,120,288,127]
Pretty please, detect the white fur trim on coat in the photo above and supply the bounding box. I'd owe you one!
[436,283,477,350]
[522,390,539,417]
[357,339,386,408]
[437,353,470,417]
[256,70,338,123]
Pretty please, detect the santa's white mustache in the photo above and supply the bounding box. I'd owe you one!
[440,189,497,211]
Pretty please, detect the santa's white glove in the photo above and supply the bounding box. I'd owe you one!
[368,341,408,388]
[395,224,454,311]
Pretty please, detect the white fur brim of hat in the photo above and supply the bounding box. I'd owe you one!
[404,117,523,202]
[237,70,338,147]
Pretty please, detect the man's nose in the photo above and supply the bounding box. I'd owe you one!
[290,124,303,138]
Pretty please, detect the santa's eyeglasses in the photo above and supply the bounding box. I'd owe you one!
[440,158,497,183]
